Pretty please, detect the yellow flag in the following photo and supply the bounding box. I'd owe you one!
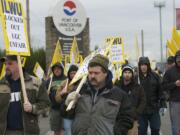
[51,40,63,66]
[0,64,5,80]
[135,34,140,61]
[33,62,44,79]
[167,40,176,55]
[79,55,83,65]
[172,27,180,50]
[167,48,175,57]
[70,37,79,64]
[21,57,26,67]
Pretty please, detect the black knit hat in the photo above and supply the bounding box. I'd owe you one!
[88,54,109,72]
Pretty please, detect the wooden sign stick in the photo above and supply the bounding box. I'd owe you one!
[66,75,87,111]
[17,56,29,103]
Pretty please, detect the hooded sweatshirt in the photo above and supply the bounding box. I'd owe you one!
[138,57,164,113]
[47,63,66,110]
[115,65,146,119]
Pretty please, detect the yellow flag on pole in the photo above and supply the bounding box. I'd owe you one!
[167,48,175,57]
[172,27,180,50]
[167,40,176,55]
[33,62,44,79]
[21,57,26,67]
[0,64,5,80]
[79,55,84,65]
[51,40,63,66]
[70,37,79,64]
[135,34,140,60]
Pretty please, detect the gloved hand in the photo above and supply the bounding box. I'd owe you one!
[65,91,81,107]
[159,108,167,116]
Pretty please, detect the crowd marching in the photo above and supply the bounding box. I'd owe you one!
[0,50,180,135]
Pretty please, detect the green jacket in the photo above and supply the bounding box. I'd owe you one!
[0,73,50,135]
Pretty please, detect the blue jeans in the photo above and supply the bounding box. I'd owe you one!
[169,102,180,135]
[63,118,73,135]
[138,112,161,135]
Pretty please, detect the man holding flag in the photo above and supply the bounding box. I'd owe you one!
[64,54,134,135]
[46,39,66,135]
[46,62,66,135]
[0,55,50,135]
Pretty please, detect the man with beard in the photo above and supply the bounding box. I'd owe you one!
[162,50,180,135]
[64,54,134,135]
[46,62,66,135]
[0,55,50,135]
[115,65,146,135]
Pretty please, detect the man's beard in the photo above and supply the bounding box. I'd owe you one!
[124,77,131,82]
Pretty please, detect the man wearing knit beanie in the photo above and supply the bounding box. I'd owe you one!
[88,54,109,72]
[65,54,134,135]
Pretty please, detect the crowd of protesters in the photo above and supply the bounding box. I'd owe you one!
[0,50,180,135]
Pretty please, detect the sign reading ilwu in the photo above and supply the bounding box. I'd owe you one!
[105,37,125,64]
[0,0,30,56]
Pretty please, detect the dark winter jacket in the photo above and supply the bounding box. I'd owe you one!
[115,79,146,120]
[56,65,79,119]
[138,57,166,114]
[66,71,134,135]
[46,64,66,110]
[162,51,180,101]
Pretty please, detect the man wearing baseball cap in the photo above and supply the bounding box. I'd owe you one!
[0,55,50,135]
[64,54,134,135]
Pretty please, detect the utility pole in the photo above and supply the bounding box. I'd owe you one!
[173,0,176,26]
[141,30,144,57]
[26,0,31,47]
[154,1,165,62]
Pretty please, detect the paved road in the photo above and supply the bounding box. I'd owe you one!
[161,107,172,135]
[39,107,172,135]
[39,116,52,135]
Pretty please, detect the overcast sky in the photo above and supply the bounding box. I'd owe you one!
[1,0,180,61]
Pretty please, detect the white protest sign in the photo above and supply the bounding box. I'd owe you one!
[0,0,30,56]
[110,44,124,64]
